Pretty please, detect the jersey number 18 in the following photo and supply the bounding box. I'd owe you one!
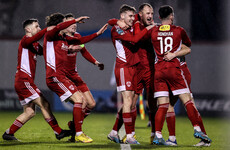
[157,37,173,54]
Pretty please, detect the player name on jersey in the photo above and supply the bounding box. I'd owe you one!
[158,32,173,36]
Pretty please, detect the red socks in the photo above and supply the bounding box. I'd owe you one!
[112,108,123,131]
[131,107,137,133]
[7,119,24,135]
[123,112,132,134]
[155,103,169,132]
[166,111,176,136]
[45,117,62,134]
[73,103,83,132]
[184,100,199,127]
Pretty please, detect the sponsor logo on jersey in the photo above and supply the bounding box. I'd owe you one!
[69,85,75,91]
[61,43,69,51]
[159,25,170,31]
[116,28,124,35]
[126,81,131,87]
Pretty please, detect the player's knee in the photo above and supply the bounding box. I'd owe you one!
[87,101,96,109]
[25,108,36,118]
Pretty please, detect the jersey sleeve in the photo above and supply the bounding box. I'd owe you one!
[112,26,148,43]
[66,33,98,45]
[181,28,191,47]
[80,47,97,64]
[46,19,77,41]
[108,18,118,26]
[21,28,47,48]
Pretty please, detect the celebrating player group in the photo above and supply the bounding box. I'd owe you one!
[2,2,212,147]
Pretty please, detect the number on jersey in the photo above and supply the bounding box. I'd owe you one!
[157,37,173,54]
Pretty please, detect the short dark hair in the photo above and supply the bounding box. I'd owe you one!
[65,13,75,19]
[45,12,64,27]
[119,4,136,14]
[139,3,153,12]
[23,18,38,29]
[159,5,173,19]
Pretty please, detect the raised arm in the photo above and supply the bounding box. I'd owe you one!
[67,23,108,45]
[21,28,47,48]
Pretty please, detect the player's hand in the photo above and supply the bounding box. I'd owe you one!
[97,23,108,35]
[146,24,155,30]
[47,26,55,31]
[75,16,90,23]
[163,51,176,61]
[95,61,104,70]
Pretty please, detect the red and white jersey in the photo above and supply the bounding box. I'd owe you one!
[16,28,47,81]
[43,20,98,78]
[151,24,191,70]
[111,25,148,68]
[65,32,96,73]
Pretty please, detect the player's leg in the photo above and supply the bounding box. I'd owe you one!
[82,91,96,118]
[121,93,138,143]
[178,93,211,143]
[3,102,36,141]
[152,96,169,145]
[33,95,70,140]
[107,106,123,143]
[165,94,178,146]
[68,91,93,143]
[122,90,139,144]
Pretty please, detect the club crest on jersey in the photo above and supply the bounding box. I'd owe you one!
[126,81,131,87]
[116,28,124,35]
[69,85,75,91]
[159,25,170,31]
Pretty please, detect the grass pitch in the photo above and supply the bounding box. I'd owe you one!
[0,112,229,150]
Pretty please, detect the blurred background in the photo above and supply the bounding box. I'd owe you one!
[0,0,229,118]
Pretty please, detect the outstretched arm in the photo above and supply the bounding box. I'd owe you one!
[67,23,108,45]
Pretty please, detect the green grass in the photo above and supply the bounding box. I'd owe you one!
[0,112,229,150]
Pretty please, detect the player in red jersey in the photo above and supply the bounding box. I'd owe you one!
[107,3,157,144]
[43,13,107,143]
[165,45,211,146]
[107,4,154,144]
[63,13,104,142]
[2,19,71,141]
[149,5,212,145]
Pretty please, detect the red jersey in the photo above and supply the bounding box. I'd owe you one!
[111,25,148,67]
[150,24,191,70]
[65,33,97,73]
[16,28,47,81]
[134,22,155,67]
[43,20,98,78]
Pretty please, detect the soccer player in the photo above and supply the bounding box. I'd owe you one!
[2,19,70,141]
[165,45,211,146]
[107,3,157,144]
[107,4,154,144]
[43,13,107,143]
[149,5,212,145]
[63,13,104,142]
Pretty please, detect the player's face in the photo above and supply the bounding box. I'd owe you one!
[65,17,77,34]
[169,13,174,24]
[29,22,41,36]
[122,11,135,27]
[139,6,154,26]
